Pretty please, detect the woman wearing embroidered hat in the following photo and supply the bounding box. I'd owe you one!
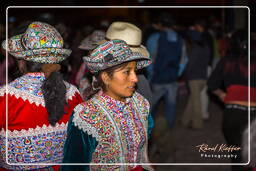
[61,39,154,171]
[0,21,83,170]
[97,21,153,107]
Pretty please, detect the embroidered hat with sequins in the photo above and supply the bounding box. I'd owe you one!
[83,39,151,74]
[2,21,71,63]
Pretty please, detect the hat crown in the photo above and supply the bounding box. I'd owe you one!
[106,22,142,46]
[2,21,71,63]
[22,21,64,50]
[90,39,132,62]
[84,39,151,73]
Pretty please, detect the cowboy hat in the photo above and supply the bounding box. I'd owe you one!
[97,21,149,58]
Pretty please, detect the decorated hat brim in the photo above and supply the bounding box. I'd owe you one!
[96,39,150,58]
[83,52,151,73]
[11,48,71,63]
[2,34,71,63]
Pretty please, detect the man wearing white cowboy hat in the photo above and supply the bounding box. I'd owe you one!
[97,21,153,107]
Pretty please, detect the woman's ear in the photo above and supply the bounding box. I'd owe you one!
[101,72,110,85]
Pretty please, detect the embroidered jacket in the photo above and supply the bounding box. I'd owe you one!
[0,72,83,170]
[61,90,154,171]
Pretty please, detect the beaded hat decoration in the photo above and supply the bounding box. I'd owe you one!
[2,21,71,63]
[83,39,151,74]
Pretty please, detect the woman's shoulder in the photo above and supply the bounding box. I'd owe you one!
[73,100,97,118]
[133,91,149,104]
[71,100,101,140]
[132,91,150,114]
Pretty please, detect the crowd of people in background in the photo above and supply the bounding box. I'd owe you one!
[0,10,255,171]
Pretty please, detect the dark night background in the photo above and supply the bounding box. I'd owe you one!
[0,0,255,32]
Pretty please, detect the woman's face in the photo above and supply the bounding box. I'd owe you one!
[103,61,138,102]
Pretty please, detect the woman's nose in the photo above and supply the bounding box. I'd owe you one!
[130,72,138,83]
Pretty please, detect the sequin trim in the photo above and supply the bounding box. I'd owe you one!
[0,73,80,107]
[83,39,151,73]
[3,22,71,63]
[72,104,101,141]
[0,123,68,170]
[0,122,67,137]
[73,91,150,170]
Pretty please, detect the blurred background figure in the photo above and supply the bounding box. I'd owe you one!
[207,29,256,171]
[0,23,7,86]
[242,118,256,171]
[242,31,256,171]
[75,30,106,100]
[181,20,211,129]
[194,19,215,121]
[146,12,186,161]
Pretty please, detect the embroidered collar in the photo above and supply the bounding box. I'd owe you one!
[9,72,46,98]
[96,90,132,108]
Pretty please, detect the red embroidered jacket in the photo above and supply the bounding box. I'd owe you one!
[0,73,83,171]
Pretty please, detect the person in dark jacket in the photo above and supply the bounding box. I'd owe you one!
[181,29,210,129]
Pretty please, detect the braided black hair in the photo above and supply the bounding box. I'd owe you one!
[25,61,67,126]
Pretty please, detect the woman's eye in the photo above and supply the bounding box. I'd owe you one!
[124,71,129,74]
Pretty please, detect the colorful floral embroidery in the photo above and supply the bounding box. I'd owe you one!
[83,39,151,74]
[73,90,149,170]
[2,21,71,64]
[0,73,80,106]
[0,123,67,170]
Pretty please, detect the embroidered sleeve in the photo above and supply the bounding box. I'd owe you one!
[72,103,101,141]
[62,113,98,168]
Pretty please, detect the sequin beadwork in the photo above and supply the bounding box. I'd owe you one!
[73,90,149,170]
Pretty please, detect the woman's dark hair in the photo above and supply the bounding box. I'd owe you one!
[26,61,67,126]
[224,30,256,77]
[85,62,129,100]
[228,29,248,57]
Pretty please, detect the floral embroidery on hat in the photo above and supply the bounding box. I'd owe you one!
[2,21,71,63]
[83,39,151,73]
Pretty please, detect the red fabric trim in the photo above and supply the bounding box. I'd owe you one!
[0,165,60,171]
[0,92,83,131]
[131,165,143,171]
[224,85,256,103]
